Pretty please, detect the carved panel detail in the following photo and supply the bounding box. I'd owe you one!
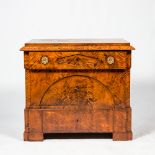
[56,54,103,68]
[40,75,114,109]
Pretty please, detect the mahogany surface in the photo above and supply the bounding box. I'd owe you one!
[21,39,134,141]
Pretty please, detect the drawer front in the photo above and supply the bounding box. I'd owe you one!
[43,110,113,133]
[25,51,128,70]
[29,71,130,109]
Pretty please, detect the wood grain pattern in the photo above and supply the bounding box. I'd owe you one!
[26,52,128,70]
[21,45,134,51]
[21,39,134,141]
[43,110,113,133]
[25,69,31,108]
[40,75,114,109]
[29,71,130,109]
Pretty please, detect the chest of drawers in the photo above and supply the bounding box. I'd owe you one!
[20,39,135,141]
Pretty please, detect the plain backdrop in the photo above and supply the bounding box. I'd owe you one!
[0,0,155,154]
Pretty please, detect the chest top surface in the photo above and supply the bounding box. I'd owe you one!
[20,39,135,51]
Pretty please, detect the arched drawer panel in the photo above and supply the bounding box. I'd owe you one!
[40,75,114,109]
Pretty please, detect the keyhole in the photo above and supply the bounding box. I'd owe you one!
[74,86,80,93]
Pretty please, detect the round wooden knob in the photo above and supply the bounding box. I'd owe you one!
[107,56,114,65]
[41,56,49,64]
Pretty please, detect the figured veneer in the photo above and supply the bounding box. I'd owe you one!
[21,39,134,141]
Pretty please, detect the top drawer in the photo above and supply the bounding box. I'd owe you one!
[24,51,130,70]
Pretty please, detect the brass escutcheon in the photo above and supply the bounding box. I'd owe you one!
[107,56,114,65]
[41,56,49,64]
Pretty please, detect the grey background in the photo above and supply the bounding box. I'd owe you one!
[0,0,155,154]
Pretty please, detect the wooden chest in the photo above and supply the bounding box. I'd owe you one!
[20,39,135,141]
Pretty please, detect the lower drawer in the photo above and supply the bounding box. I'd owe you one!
[43,109,113,133]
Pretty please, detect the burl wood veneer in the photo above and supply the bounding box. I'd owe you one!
[20,39,135,141]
